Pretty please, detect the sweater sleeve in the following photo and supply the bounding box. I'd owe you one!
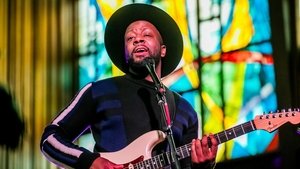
[175,95,217,169]
[40,83,99,169]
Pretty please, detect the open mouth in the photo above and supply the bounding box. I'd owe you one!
[132,46,149,59]
[134,47,148,53]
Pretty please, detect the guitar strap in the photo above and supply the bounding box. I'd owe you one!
[165,89,177,125]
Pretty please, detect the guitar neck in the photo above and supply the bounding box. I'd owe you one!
[136,120,256,168]
[175,120,256,160]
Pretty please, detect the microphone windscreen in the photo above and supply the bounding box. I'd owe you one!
[142,57,155,66]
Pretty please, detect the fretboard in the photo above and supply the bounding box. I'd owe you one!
[132,120,257,169]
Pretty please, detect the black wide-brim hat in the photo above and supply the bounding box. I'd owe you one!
[104,3,183,77]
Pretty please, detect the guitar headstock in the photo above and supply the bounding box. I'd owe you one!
[253,108,300,132]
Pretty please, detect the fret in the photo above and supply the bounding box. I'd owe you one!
[149,159,153,169]
[151,158,156,169]
[232,126,237,137]
[216,133,221,144]
[179,146,184,159]
[177,146,182,159]
[144,159,150,169]
[216,130,228,143]
[140,161,144,169]
[142,161,147,168]
[182,144,190,159]
[174,143,191,161]
[224,130,229,140]
[139,160,145,169]
[158,154,165,167]
[234,125,244,137]
[225,128,235,140]
[250,121,255,131]
[153,156,158,168]
[150,158,155,169]
[156,156,161,168]
[243,121,256,133]
[147,159,152,169]
[156,155,162,168]
[241,123,245,133]
[186,144,191,158]
[137,161,142,169]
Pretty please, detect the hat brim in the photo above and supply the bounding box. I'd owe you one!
[104,3,183,77]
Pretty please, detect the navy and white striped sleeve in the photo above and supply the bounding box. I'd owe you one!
[40,82,100,169]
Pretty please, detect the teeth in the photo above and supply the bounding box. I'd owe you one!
[135,48,146,52]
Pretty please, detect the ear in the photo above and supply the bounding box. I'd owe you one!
[161,45,166,58]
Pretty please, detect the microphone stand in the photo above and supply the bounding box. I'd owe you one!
[144,60,181,169]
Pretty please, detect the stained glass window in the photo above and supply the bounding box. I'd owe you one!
[78,0,278,162]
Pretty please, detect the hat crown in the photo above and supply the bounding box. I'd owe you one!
[104,3,183,77]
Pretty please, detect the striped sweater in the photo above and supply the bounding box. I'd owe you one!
[40,75,199,169]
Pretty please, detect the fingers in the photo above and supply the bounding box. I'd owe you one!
[201,135,215,159]
[209,134,218,155]
[191,138,203,163]
[191,134,218,163]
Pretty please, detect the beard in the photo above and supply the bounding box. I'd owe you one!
[127,56,160,79]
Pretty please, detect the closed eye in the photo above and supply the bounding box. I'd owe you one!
[144,33,152,37]
[126,36,134,42]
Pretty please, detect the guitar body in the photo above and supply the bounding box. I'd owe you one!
[100,130,166,165]
[98,109,300,168]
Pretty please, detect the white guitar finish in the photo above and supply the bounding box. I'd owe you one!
[100,130,166,164]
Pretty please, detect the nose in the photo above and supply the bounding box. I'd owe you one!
[133,35,145,45]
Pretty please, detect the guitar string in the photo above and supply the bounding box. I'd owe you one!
[122,110,300,169]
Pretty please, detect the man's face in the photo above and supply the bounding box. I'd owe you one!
[124,20,166,64]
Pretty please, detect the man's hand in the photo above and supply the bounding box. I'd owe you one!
[90,157,123,169]
[191,134,218,167]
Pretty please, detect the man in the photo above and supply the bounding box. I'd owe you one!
[40,3,218,169]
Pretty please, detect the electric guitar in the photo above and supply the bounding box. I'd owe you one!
[100,109,300,169]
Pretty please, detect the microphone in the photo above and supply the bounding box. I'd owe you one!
[142,58,161,86]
